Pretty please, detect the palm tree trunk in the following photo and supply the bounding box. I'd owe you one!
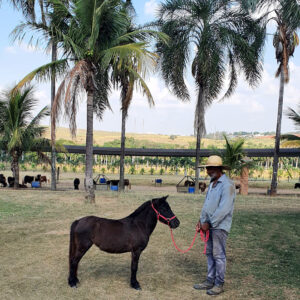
[119,108,127,192]
[12,152,19,188]
[51,41,57,190]
[270,67,285,196]
[195,127,201,193]
[195,87,205,193]
[239,166,249,195]
[85,90,95,203]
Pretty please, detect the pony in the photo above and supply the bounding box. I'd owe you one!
[68,195,180,290]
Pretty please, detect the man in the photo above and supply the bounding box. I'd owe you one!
[194,155,236,296]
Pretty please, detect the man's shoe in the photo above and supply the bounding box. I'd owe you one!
[207,285,224,296]
[193,280,214,290]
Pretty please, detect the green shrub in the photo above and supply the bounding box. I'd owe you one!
[20,164,27,171]
[129,166,136,175]
[140,168,145,175]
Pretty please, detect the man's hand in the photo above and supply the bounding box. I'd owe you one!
[196,221,201,232]
[201,222,210,231]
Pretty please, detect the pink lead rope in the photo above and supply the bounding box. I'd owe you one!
[151,202,209,254]
[170,228,209,254]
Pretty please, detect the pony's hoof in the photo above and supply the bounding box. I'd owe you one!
[131,282,141,290]
[68,277,79,288]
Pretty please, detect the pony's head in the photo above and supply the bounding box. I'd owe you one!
[152,196,180,229]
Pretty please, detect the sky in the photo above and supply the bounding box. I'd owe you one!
[0,0,300,136]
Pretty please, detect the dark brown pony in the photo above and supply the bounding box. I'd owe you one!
[68,195,180,290]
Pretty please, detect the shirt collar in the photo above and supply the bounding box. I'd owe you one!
[210,173,226,184]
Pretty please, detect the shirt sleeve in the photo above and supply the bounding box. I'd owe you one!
[210,182,235,228]
[200,208,208,224]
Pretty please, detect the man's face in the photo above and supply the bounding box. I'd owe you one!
[206,167,222,181]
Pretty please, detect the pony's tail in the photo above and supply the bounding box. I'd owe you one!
[69,220,79,264]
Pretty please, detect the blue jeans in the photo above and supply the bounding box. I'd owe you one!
[206,229,228,286]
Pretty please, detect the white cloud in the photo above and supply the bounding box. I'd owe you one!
[4,42,44,55]
[4,46,17,54]
[144,0,160,16]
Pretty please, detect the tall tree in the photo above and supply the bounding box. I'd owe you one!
[16,0,162,202]
[111,12,162,191]
[0,86,50,187]
[242,0,300,195]
[11,1,71,190]
[157,0,265,192]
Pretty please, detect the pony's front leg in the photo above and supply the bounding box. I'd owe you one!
[130,249,142,290]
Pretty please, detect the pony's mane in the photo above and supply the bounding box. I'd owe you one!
[127,200,151,218]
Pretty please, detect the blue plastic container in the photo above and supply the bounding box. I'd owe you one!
[188,187,195,193]
[155,179,162,184]
[31,181,41,188]
[100,178,106,184]
[110,185,118,191]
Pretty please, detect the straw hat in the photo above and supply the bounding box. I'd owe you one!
[199,155,230,170]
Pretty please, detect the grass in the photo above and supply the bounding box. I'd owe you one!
[0,188,299,300]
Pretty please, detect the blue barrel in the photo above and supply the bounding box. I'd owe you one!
[110,185,118,191]
[31,181,40,188]
[100,178,106,184]
[155,179,162,184]
[188,187,195,193]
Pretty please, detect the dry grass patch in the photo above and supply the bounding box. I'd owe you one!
[1,190,299,299]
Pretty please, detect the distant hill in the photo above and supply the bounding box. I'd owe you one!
[43,127,279,149]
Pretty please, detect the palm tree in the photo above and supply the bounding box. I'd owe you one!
[281,106,300,147]
[11,1,71,191]
[220,134,253,195]
[1,0,36,20]
[157,0,265,192]
[241,0,300,195]
[0,86,50,187]
[221,135,246,178]
[111,20,159,191]
[16,0,162,202]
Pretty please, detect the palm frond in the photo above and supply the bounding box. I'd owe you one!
[14,59,69,91]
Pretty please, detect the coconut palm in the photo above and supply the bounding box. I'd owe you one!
[111,19,159,191]
[16,0,162,202]
[241,0,300,195]
[0,86,50,187]
[11,1,69,191]
[157,0,265,192]
[281,106,300,147]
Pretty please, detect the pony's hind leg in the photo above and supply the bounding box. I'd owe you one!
[68,234,93,288]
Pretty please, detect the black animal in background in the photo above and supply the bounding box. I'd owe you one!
[294,183,300,189]
[74,178,80,190]
[8,177,15,187]
[68,196,180,290]
[23,175,34,185]
[0,174,7,187]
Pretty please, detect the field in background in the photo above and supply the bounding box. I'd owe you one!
[1,189,299,300]
[1,170,299,191]
[43,127,276,149]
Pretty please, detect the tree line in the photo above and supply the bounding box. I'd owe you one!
[1,0,300,200]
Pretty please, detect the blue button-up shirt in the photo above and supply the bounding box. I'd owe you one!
[200,174,235,233]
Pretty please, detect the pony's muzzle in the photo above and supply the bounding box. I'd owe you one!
[170,217,180,229]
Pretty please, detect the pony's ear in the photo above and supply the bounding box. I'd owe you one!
[163,195,169,201]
